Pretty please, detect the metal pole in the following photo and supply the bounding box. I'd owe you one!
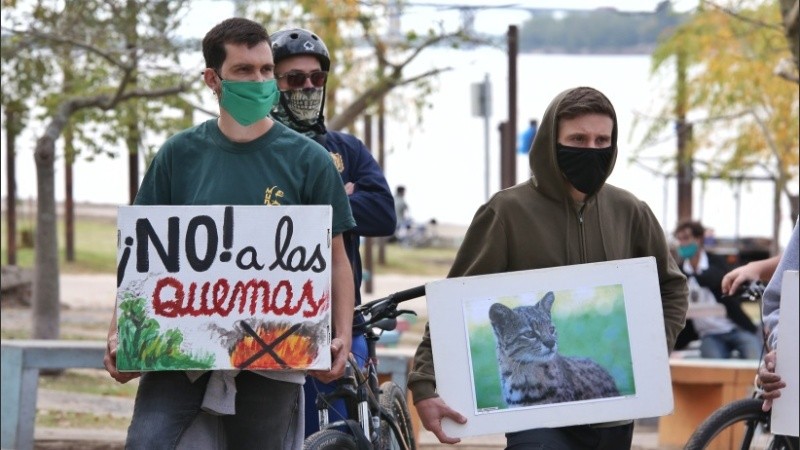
[363,114,374,294]
[483,74,490,202]
[505,25,518,189]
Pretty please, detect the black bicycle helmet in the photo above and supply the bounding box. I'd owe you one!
[271,28,331,72]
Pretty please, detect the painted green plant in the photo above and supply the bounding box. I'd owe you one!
[116,292,215,370]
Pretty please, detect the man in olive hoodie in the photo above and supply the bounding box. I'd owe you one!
[408,86,688,449]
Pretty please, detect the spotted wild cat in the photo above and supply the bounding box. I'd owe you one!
[488,291,620,406]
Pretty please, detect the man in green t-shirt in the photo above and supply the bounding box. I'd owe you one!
[102,17,355,450]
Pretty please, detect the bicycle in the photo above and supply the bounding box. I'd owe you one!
[684,281,798,450]
[303,284,425,450]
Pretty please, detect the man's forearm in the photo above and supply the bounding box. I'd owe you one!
[331,236,354,344]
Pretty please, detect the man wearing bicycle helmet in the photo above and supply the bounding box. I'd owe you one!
[270,27,397,437]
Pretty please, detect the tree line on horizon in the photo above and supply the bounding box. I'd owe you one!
[516,0,687,54]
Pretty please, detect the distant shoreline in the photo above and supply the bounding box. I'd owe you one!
[1,198,468,244]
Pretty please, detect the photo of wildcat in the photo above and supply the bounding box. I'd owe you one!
[464,285,634,411]
[489,291,619,407]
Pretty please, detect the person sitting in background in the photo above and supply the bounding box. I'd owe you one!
[673,220,762,359]
[392,185,412,241]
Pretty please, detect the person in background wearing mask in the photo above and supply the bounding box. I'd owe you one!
[673,221,762,359]
[269,27,397,437]
[408,86,688,449]
[103,18,356,450]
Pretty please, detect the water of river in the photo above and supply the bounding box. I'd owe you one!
[1,47,794,246]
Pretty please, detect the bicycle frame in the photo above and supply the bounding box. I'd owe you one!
[310,285,425,450]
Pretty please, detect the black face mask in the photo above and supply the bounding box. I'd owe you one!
[556,144,614,196]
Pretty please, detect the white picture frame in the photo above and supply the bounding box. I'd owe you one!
[425,257,673,438]
[116,205,332,372]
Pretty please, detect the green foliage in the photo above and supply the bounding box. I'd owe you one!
[470,326,504,409]
[1,0,201,163]
[0,214,118,273]
[249,0,477,133]
[116,293,215,370]
[636,1,798,184]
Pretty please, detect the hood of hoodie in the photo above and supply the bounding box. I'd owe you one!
[529,87,619,202]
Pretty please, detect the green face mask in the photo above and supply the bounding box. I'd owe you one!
[219,79,279,126]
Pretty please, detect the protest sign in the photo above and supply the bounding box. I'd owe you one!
[116,205,332,371]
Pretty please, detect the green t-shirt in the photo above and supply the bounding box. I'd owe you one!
[135,119,355,235]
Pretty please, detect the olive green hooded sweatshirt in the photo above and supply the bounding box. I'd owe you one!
[408,87,688,404]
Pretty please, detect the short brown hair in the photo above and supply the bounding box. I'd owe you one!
[202,18,271,72]
[674,220,705,239]
[556,86,616,123]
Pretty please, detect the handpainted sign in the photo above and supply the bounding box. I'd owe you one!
[116,205,332,372]
[425,257,673,438]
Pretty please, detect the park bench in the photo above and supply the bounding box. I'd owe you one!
[1,339,107,450]
[658,358,760,449]
[0,339,415,450]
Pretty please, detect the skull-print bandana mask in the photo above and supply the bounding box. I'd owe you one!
[271,88,324,137]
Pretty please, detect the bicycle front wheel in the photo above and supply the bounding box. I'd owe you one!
[685,398,796,450]
[378,381,416,450]
[303,429,358,450]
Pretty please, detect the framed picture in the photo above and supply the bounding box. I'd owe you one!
[425,257,673,438]
[116,205,332,372]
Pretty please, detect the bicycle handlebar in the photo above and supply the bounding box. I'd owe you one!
[354,284,426,330]
[722,280,765,302]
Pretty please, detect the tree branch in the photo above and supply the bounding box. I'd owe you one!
[701,0,784,31]
[2,26,130,69]
[327,67,451,131]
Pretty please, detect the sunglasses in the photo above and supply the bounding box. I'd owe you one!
[276,70,328,89]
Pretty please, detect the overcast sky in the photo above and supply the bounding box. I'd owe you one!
[180,0,700,38]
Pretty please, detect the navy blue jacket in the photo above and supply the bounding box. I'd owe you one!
[320,131,396,305]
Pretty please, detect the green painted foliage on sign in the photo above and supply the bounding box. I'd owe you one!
[116,293,215,370]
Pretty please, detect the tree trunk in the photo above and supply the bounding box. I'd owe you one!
[33,110,69,339]
[773,177,782,256]
[64,123,75,262]
[5,109,18,266]
[779,0,799,74]
[128,143,139,204]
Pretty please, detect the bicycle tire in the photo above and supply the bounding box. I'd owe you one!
[685,398,797,450]
[378,381,416,450]
[303,429,359,450]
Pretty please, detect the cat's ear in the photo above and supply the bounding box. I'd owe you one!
[489,303,514,326]
[540,292,555,312]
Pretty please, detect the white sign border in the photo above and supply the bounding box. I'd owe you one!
[425,257,673,438]
[771,270,799,437]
